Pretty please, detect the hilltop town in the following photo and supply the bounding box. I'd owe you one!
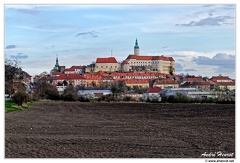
[6,39,235,103]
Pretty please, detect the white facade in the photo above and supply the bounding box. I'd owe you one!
[160,87,217,99]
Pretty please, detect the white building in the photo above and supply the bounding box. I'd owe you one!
[123,39,175,73]
[78,90,112,98]
[160,87,217,99]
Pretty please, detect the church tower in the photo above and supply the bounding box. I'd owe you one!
[134,39,140,56]
[54,54,59,72]
[55,54,59,68]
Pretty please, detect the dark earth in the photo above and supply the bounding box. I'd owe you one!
[5,102,235,158]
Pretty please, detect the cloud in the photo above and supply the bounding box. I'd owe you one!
[175,63,184,71]
[177,59,185,62]
[202,5,216,8]
[192,53,235,70]
[10,53,28,59]
[18,25,75,33]
[175,16,234,27]
[45,45,54,49]
[75,31,98,38]
[184,68,196,72]
[5,45,16,49]
[16,9,40,15]
[161,46,168,49]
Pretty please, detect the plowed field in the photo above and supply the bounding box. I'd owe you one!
[5,102,235,158]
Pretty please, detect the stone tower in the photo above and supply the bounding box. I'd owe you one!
[134,39,140,56]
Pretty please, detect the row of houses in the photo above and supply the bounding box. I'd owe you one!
[179,76,235,91]
[33,68,235,94]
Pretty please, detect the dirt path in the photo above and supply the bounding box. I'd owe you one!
[5,102,235,158]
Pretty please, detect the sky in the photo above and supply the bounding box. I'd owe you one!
[4,4,236,78]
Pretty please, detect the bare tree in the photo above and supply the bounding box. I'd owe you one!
[5,58,23,95]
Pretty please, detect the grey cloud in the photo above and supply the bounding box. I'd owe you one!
[184,69,196,72]
[5,45,16,49]
[202,4,235,9]
[161,46,168,49]
[177,59,184,62]
[75,31,98,38]
[10,53,28,59]
[175,16,234,27]
[16,9,40,15]
[202,5,216,8]
[192,53,235,70]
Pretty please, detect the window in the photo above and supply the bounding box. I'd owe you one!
[106,66,108,68]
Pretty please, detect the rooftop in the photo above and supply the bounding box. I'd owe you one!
[146,86,162,93]
[126,54,174,61]
[96,57,118,63]
[58,74,86,80]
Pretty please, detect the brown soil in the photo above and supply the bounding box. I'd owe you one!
[5,102,235,158]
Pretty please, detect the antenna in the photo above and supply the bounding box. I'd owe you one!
[111,49,112,57]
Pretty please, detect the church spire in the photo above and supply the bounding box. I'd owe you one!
[134,39,139,48]
[55,54,59,68]
[134,38,140,56]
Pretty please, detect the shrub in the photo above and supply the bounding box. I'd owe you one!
[62,93,75,101]
[34,81,60,100]
[167,93,189,103]
[139,94,161,102]
[105,94,115,102]
[215,94,235,104]
[77,92,95,102]
[174,92,189,103]
[148,94,161,102]
[12,90,30,106]
[45,89,59,100]
[123,96,132,101]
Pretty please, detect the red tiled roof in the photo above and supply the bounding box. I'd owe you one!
[191,81,211,86]
[146,86,162,93]
[70,66,86,69]
[83,74,103,80]
[210,76,233,82]
[96,70,108,76]
[64,68,75,72]
[155,79,178,84]
[102,76,114,80]
[126,55,174,61]
[183,77,204,82]
[124,79,149,84]
[96,57,118,63]
[122,60,129,64]
[57,74,86,80]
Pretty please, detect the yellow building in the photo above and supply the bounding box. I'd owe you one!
[124,79,149,88]
[94,57,120,73]
[154,79,179,89]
